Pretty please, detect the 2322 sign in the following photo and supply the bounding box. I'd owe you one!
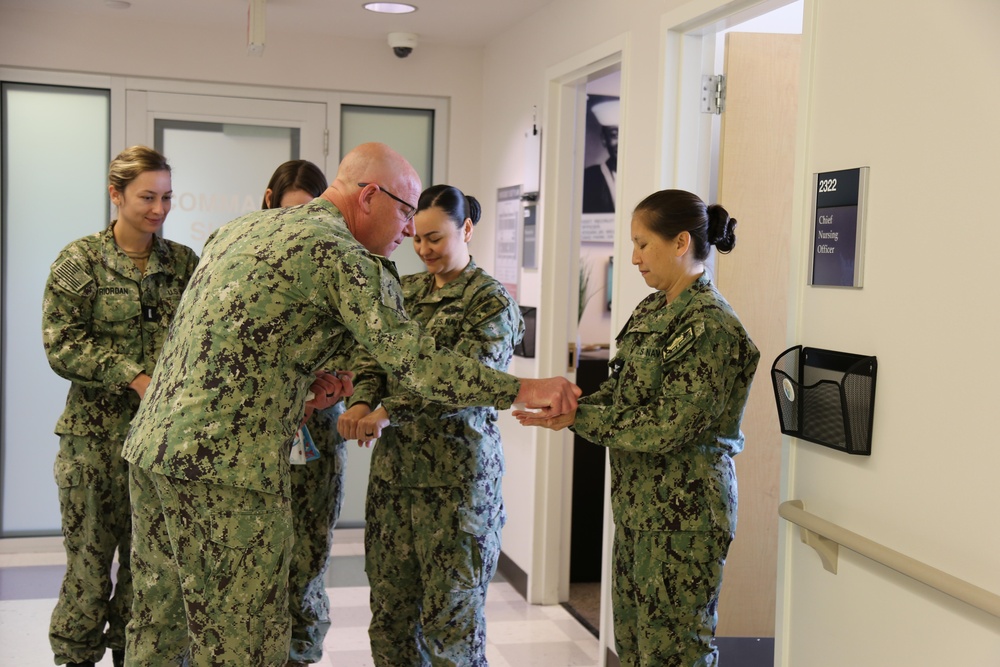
[818,178,838,193]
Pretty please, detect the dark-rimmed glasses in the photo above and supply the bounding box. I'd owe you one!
[358,182,417,221]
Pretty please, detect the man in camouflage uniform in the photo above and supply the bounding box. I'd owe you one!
[120,142,580,666]
[43,223,198,667]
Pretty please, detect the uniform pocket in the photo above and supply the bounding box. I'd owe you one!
[207,509,291,607]
[53,454,82,489]
[92,294,140,347]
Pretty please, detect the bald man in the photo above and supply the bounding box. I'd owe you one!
[122,143,580,666]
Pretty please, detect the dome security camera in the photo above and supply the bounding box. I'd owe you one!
[388,32,417,58]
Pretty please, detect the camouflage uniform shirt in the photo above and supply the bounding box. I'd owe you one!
[121,198,521,498]
[572,273,760,534]
[43,225,199,437]
[353,259,524,487]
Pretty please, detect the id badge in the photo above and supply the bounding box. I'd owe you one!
[290,427,307,465]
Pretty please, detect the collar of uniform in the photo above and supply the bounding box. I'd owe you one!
[102,224,144,277]
[309,197,399,281]
[408,256,478,303]
[102,223,173,276]
[626,272,711,334]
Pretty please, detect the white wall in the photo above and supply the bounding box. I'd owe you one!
[779,0,1000,663]
[0,7,484,190]
[478,0,1000,662]
[477,0,678,584]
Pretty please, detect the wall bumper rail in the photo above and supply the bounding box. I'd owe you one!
[779,499,1000,619]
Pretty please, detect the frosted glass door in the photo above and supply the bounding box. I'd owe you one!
[1,82,110,535]
[155,120,301,253]
[126,91,327,254]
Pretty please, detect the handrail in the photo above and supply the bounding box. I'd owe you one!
[779,499,1000,619]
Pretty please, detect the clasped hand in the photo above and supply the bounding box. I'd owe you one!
[337,403,388,447]
[303,370,355,421]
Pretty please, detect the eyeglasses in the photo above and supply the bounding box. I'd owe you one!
[358,182,417,221]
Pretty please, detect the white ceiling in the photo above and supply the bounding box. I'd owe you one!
[0,0,556,47]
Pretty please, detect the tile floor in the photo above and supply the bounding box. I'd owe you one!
[0,528,600,666]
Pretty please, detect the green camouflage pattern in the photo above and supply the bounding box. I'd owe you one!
[571,273,759,666]
[121,199,521,663]
[613,524,728,666]
[42,226,197,664]
[365,476,503,667]
[44,226,199,438]
[127,466,293,666]
[355,260,524,486]
[572,273,759,533]
[122,198,521,498]
[353,261,522,665]
[287,403,347,664]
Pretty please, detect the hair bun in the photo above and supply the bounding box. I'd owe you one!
[465,195,482,225]
[707,204,737,254]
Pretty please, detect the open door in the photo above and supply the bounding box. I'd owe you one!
[714,31,801,640]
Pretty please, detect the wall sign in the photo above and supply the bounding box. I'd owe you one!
[808,167,869,288]
[494,185,522,300]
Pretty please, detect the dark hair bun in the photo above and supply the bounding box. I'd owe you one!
[707,204,737,254]
[465,195,482,225]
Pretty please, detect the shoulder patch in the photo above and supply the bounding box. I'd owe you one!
[52,257,93,294]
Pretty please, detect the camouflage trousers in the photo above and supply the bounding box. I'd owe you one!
[50,432,132,664]
[365,476,504,666]
[126,466,293,667]
[612,523,731,667]
[287,407,347,664]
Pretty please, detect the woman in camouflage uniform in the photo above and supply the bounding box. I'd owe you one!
[517,189,760,667]
[261,160,349,667]
[339,184,524,666]
[42,146,199,667]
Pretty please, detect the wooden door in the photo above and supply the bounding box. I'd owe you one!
[715,31,801,638]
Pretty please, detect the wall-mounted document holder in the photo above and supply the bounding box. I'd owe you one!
[771,346,877,456]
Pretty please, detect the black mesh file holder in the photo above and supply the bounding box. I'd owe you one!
[771,346,877,455]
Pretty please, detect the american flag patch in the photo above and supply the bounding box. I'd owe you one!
[52,258,92,293]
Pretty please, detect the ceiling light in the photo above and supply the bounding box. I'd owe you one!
[363,3,417,14]
[105,0,131,7]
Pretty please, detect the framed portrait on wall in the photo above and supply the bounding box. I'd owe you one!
[581,95,618,242]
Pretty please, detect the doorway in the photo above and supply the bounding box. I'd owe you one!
[648,2,803,665]
[565,70,619,635]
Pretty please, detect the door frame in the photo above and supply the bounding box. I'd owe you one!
[534,37,628,667]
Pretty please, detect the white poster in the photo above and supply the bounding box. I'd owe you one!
[494,185,522,300]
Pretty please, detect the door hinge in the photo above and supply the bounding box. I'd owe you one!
[701,74,726,114]
[323,129,330,156]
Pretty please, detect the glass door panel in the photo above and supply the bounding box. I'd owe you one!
[155,119,300,252]
[1,82,110,535]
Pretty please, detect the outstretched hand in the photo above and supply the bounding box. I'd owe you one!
[512,408,577,431]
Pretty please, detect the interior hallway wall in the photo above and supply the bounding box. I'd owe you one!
[0,6,485,200]
[778,0,1000,663]
[475,0,685,582]
[479,0,1000,663]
